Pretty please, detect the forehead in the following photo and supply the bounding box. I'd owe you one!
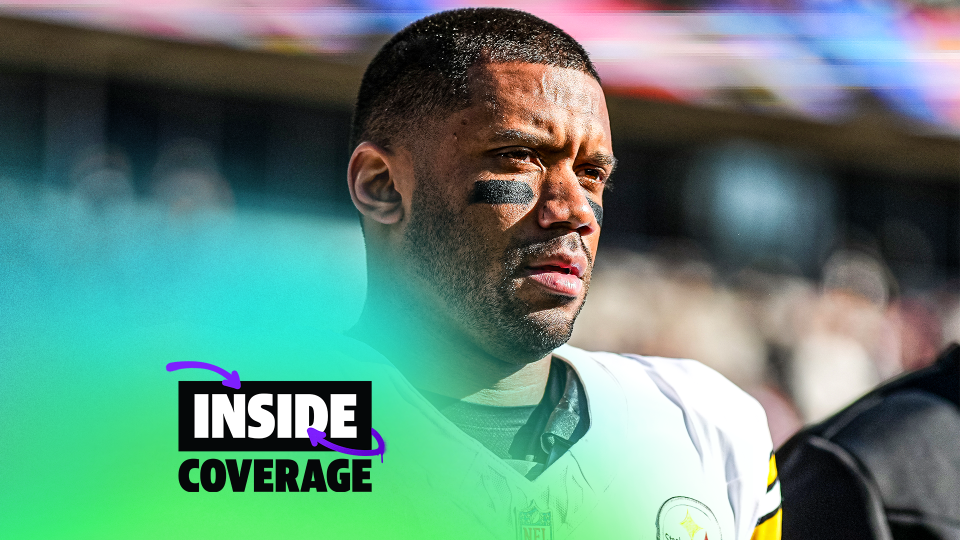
[447,62,612,149]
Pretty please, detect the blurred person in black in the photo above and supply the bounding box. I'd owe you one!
[777,343,960,539]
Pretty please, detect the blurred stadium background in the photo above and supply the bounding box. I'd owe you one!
[1,0,958,446]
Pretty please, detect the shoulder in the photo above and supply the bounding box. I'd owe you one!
[557,344,772,476]
[832,391,960,455]
[560,345,769,440]
[558,345,780,540]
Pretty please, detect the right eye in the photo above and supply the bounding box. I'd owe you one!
[496,149,537,162]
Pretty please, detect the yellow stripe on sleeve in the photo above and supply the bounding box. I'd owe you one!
[766,453,778,490]
[751,507,782,540]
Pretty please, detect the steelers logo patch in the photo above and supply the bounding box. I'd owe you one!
[656,496,721,540]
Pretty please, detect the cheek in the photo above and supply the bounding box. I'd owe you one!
[499,204,531,229]
[462,204,528,237]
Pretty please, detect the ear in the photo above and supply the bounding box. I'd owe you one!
[347,142,404,225]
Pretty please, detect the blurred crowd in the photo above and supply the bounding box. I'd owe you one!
[1,138,365,349]
[63,138,234,216]
[571,247,959,446]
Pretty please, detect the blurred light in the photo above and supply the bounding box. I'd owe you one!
[0,0,957,130]
[685,141,836,272]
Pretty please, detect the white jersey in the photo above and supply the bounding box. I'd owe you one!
[332,339,783,540]
[551,345,782,540]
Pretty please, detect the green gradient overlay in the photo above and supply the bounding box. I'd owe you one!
[0,188,413,537]
[1,324,441,538]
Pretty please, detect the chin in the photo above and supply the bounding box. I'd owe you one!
[485,307,579,364]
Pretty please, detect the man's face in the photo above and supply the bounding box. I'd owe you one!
[399,62,614,364]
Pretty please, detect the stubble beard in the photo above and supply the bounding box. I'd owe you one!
[400,170,591,364]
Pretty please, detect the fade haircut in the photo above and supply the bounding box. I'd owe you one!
[350,8,600,150]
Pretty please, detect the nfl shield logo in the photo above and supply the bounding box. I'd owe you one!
[517,502,553,540]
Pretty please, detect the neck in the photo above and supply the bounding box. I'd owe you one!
[348,282,551,407]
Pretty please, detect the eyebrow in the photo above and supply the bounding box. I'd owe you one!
[587,151,618,174]
[490,128,617,174]
[490,129,550,148]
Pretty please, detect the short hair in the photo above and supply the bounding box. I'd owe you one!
[350,8,600,150]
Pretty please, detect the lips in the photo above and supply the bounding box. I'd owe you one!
[524,254,587,297]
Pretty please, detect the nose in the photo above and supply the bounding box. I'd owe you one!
[537,166,600,236]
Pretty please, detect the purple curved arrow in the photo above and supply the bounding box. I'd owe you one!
[165,361,241,389]
[307,428,386,463]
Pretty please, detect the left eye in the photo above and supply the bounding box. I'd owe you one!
[580,168,605,183]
